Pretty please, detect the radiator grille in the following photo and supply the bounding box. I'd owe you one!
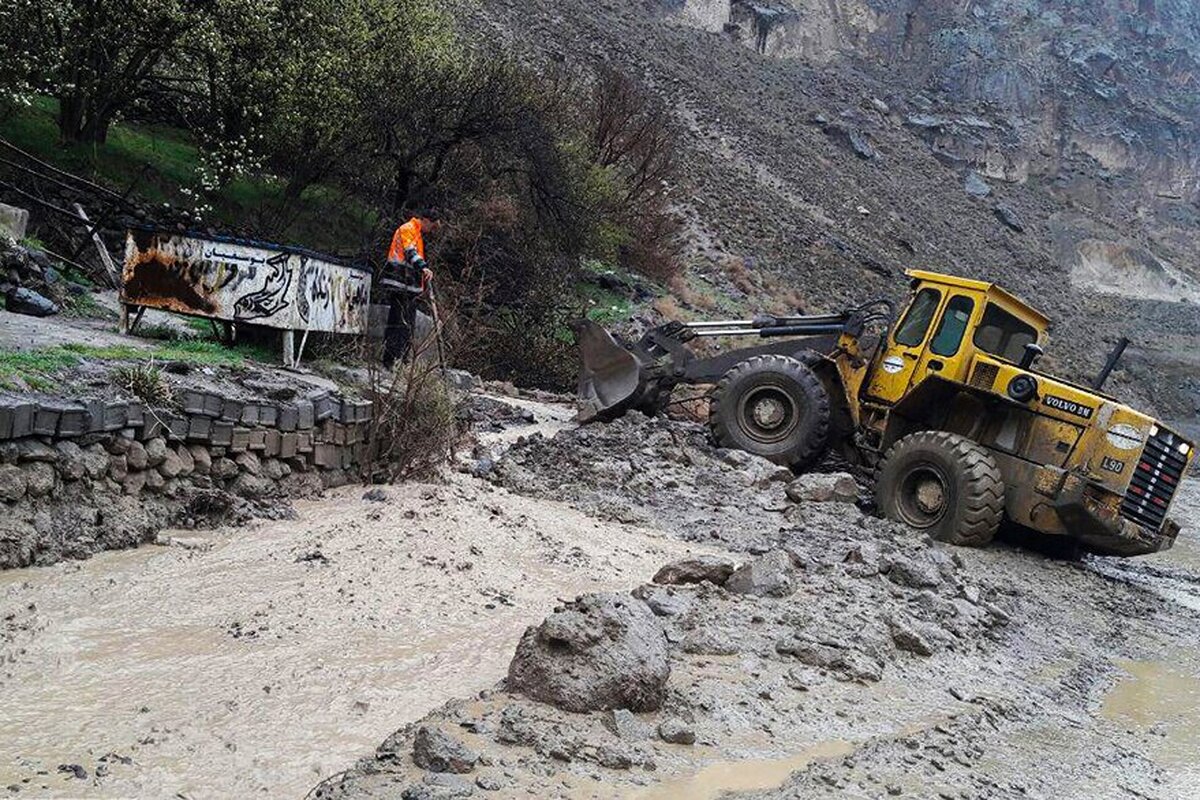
[1120,427,1186,531]
[970,362,999,391]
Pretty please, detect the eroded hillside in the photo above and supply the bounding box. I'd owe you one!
[467,0,1200,431]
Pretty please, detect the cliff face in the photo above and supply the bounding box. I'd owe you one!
[688,0,1200,285]
[469,0,1200,426]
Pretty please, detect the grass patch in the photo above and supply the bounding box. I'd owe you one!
[0,339,276,389]
[579,281,633,323]
[63,291,113,320]
[1,97,376,253]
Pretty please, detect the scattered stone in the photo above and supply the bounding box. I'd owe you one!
[993,203,1026,232]
[886,556,942,589]
[964,171,992,198]
[602,709,648,740]
[652,555,737,586]
[0,203,29,240]
[475,774,503,791]
[657,719,696,745]
[725,550,797,597]
[412,725,479,774]
[843,542,882,576]
[888,614,941,656]
[56,764,87,780]
[5,287,58,316]
[507,592,670,712]
[632,583,694,617]
[363,487,390,503]
[785,472,858,504]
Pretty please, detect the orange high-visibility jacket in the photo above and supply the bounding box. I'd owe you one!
[387,217,425,263]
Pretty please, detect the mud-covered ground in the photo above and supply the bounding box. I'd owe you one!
[317,413,1200,800]
[4,405,1199,798]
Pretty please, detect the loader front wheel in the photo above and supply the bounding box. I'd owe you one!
[876,431,1004,547]
[709,355,831,469]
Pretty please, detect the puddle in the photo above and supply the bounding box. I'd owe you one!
[1102,659,1200,759]
[628,740,856,800]
[1101,657,1200,794]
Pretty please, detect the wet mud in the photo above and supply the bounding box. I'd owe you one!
[4,407,1200,798]
[0,469,706,797]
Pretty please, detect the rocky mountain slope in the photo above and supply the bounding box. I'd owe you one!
[468,0,1200,431]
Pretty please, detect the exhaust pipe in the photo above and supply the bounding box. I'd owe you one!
[1092,336,1129,392]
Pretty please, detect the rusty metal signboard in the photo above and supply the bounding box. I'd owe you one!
[121,228,370,334]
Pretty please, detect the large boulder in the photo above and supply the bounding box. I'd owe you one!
[5,287,58,317]
[785,472,859,504]
[652,555,737,586]
[507,592,669,713]
[725,550,798,597]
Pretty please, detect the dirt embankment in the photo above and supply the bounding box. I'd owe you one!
[313,413,1200,800]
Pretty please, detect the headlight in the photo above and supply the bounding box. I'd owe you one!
[1007,374,1038,403]
[1150,424,1160,437]
[1180,442,1191,456]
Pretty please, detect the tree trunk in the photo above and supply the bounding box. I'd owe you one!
[57,94,111,144]
[58,94,86,143]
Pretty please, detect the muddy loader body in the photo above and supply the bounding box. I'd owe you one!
[576,270,1195,556]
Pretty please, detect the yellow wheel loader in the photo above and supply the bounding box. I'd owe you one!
[575,270,1195,556]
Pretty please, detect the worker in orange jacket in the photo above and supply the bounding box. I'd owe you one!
[382,212,440,367]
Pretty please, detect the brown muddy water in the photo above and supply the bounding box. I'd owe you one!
[4,472,1199,798]
[0,477,703,798]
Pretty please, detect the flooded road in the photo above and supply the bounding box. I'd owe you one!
[3,449,1199,799]
[0,476,704,798]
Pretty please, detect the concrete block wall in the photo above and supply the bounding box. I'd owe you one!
[0,387,374,568]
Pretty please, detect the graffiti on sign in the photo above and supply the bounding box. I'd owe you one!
[121,229,368,334]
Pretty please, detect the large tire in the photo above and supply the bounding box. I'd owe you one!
[709,354,831,469]
[876,431,1004,547]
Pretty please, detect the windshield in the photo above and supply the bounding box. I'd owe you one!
[894,288,941,346]
[973,303,1039,363]
[930,295,975,356]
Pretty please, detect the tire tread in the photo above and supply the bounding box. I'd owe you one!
[709,354,831,470]
[876,430,1004,547]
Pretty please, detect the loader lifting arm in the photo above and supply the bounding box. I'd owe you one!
[574,300,893,422]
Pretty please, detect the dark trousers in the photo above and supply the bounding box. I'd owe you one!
[383,290,420,367]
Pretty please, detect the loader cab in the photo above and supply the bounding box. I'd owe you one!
[864,271,1049,407]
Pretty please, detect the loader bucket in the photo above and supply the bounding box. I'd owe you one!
[574,319,646,423]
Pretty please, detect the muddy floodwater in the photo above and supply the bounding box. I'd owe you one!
[4,460,1200,798]
[0,477,702,798]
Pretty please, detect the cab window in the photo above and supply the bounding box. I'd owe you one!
[894,288,942,346]
[973,303,1039,363]
[930,295,975,356]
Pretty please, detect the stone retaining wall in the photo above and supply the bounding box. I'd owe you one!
[0,388,374,569]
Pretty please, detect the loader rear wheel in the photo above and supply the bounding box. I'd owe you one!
[709,355,830,469]
[876,431,1004,547]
